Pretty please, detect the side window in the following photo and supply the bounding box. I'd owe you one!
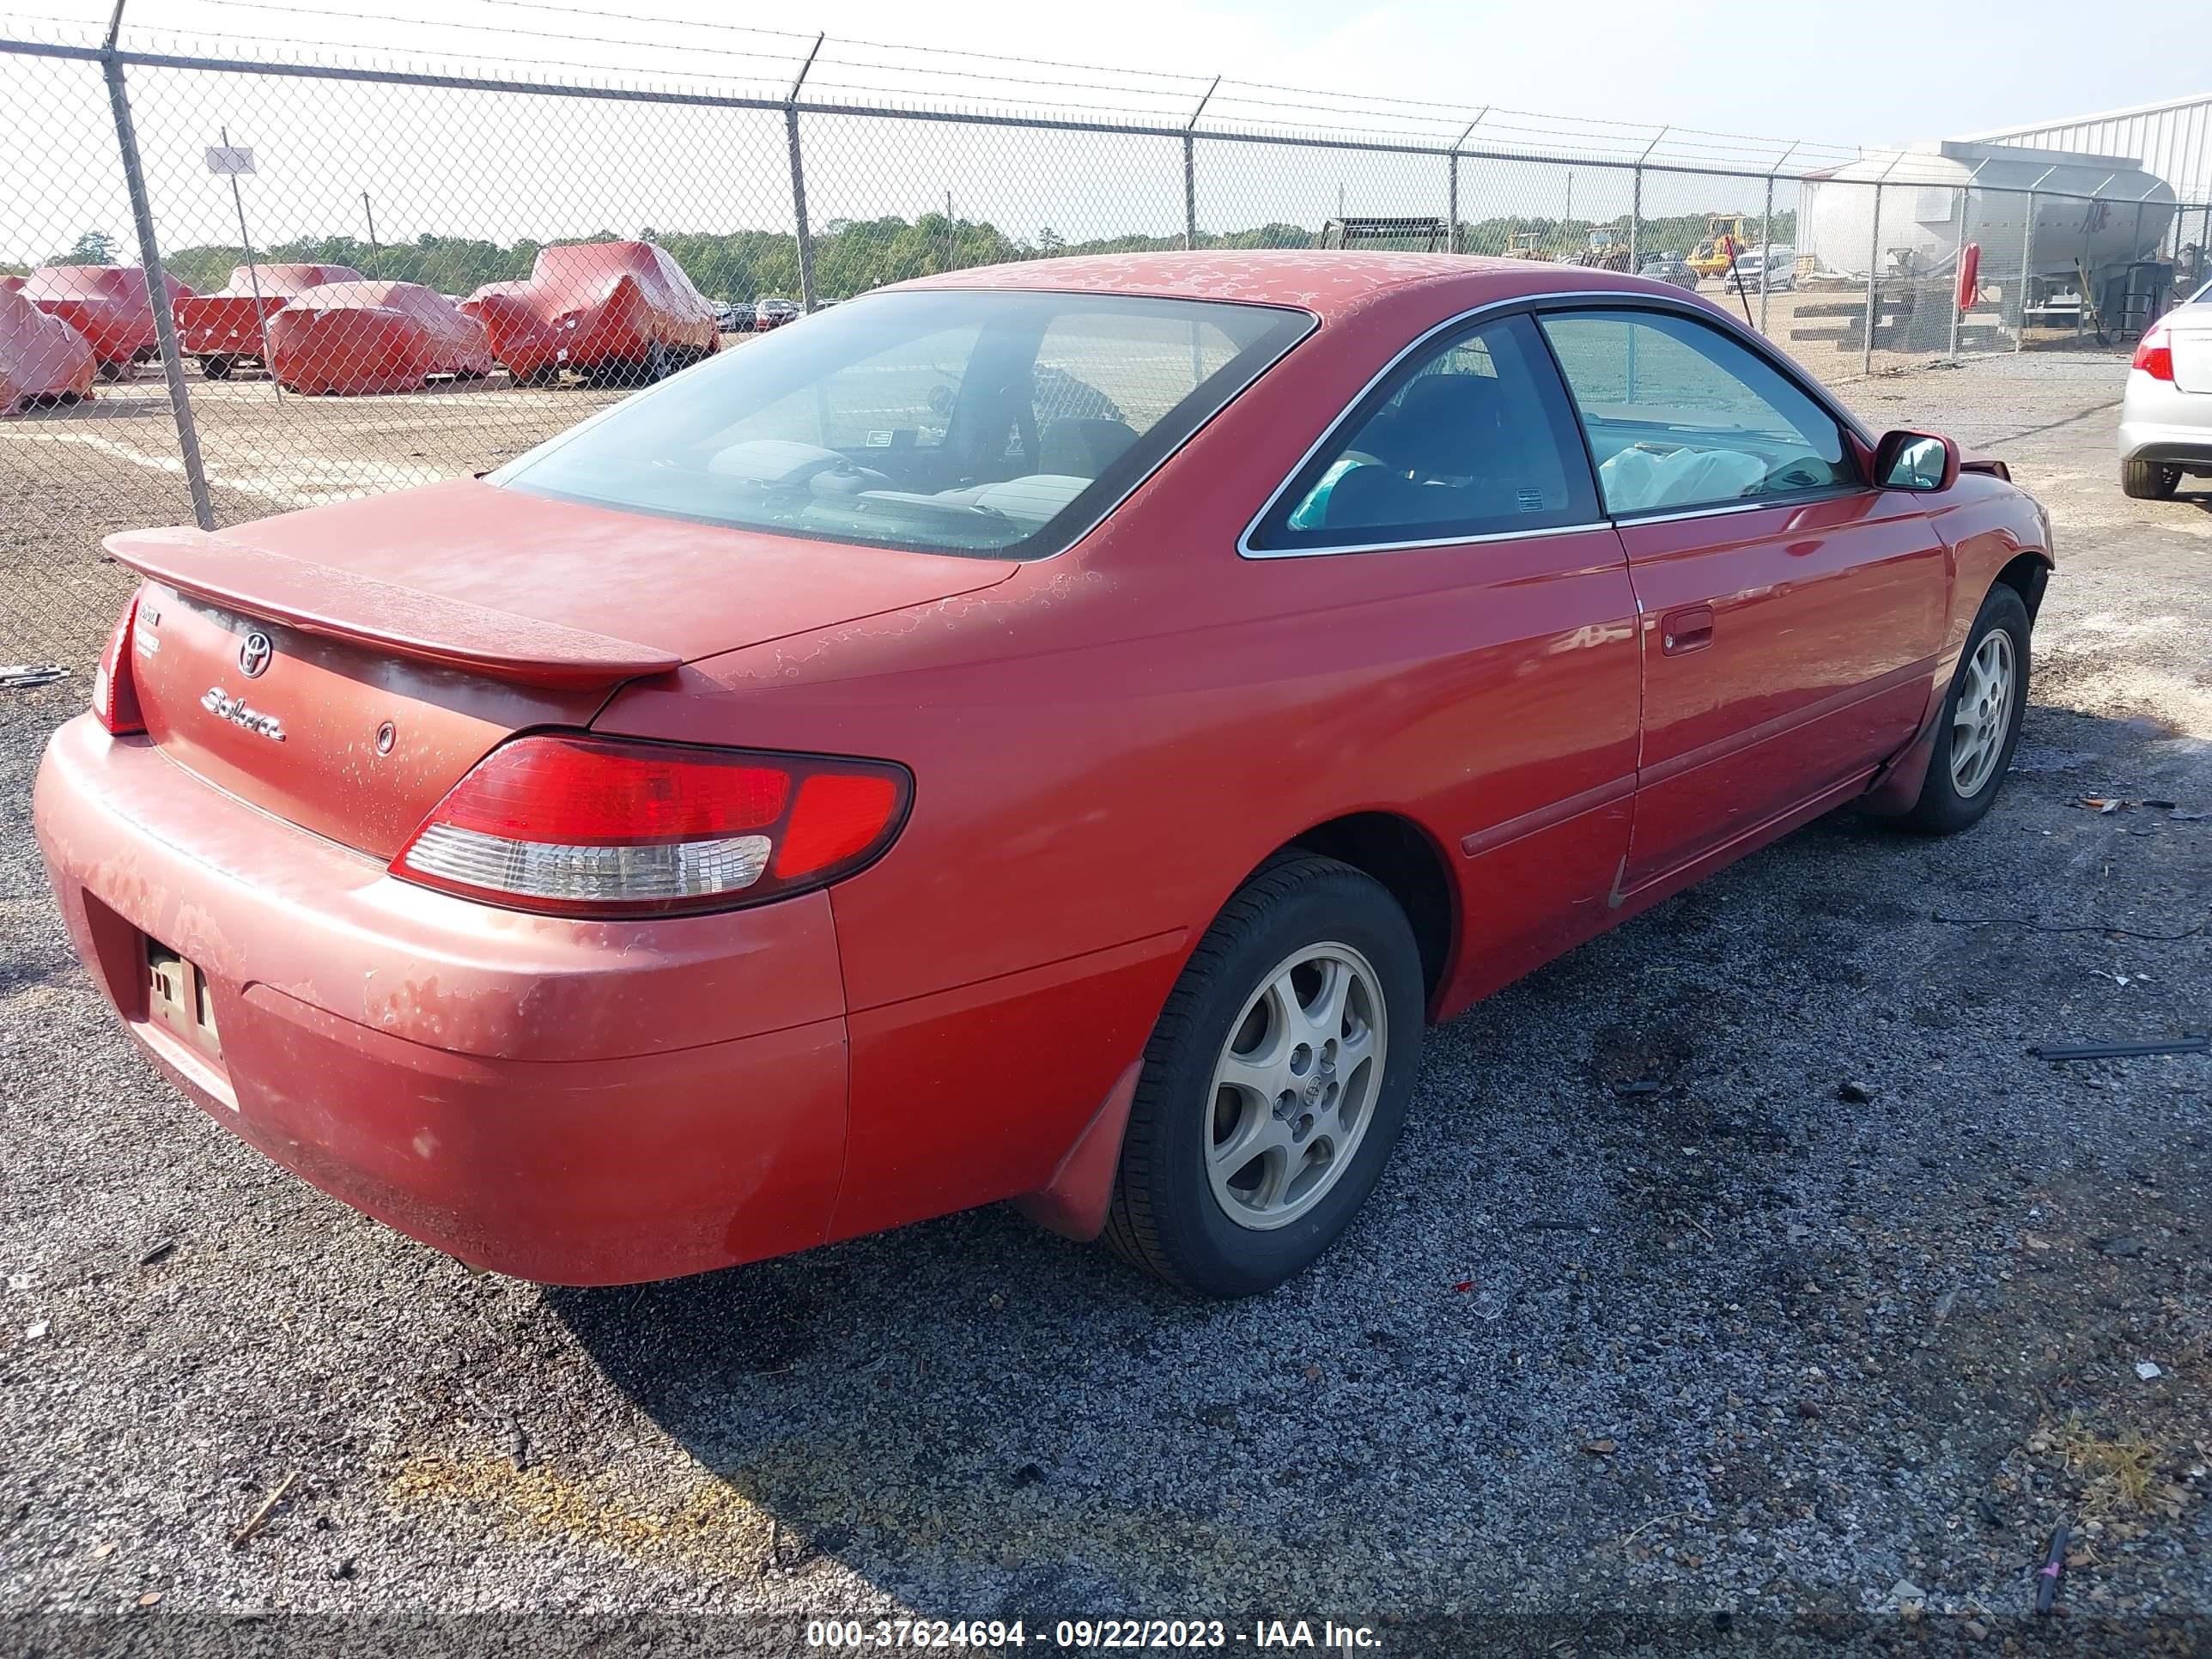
[1250,313,1598,551]
[1536,308,1856,515]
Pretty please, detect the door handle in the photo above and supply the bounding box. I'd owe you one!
[1661,605,1715,656]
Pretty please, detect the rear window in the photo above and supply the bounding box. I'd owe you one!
[494,289,1313,558]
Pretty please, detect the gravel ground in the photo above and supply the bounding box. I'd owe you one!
[1,351,2208,1656]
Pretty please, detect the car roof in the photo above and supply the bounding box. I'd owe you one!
[891,251,1686,322]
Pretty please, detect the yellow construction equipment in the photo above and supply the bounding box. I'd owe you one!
[1501,229,1552,261]
[1687,214,1749,279]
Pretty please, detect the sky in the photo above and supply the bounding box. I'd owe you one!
[1,0,2204,265]
[17,0,2184,150]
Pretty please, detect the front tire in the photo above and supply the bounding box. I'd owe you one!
[1105,854,1424,1297]
[1897,584,2031,836]
[2122,459,2180,500]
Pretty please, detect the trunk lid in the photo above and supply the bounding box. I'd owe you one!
[2168,313,2212,393]
[110,478,1014,858]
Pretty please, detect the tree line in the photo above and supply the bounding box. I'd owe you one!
[12,210,1799,297]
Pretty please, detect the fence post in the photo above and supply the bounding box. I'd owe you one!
[1862,181,1882,378]
[1759,142,1796,337]
[1183,77,1218,252]
[101,45,214,530]
[1447,112,1483,255]
[1757,173,1774,331]
[784,34,823,312]
[1629,128,1664,270]
[1948,185,1972,360]
[1182,136,1197,252]
[2014,167,2057,353]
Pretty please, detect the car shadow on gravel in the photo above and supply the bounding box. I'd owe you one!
[526,706,2209,1621]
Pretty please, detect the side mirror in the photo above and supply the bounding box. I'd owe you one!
[1874,429,1959,492]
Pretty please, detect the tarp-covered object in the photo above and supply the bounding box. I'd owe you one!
[462,240,720,383]
[266,281,494,395]
[177,264,365,368]
[22,265,192,370]
[2,285,96,411]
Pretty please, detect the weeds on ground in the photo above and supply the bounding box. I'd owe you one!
[2054,1415,2160,1518]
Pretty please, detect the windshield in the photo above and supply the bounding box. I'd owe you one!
[493,289,1313,558]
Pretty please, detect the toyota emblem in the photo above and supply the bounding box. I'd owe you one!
[238,631,273,678]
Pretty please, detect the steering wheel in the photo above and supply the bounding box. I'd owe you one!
[1762,451,1834,493]
[810,458,895,495]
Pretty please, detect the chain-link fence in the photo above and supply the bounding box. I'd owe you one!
[5,19,2210,671]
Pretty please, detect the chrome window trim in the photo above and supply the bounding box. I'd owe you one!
[1243,519,1613,561]
[1607,483,1867,528]
[1237,286,1877,562]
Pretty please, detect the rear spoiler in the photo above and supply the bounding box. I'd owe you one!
[104,526,681,690]
[1960,457,2011,482]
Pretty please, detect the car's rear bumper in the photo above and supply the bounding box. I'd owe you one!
[2118,419,2212,468]
[2118,373,2212,467]
[33,714,850,1285]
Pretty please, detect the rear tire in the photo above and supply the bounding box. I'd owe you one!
[1105,854,1424,1297]
[2122,459,2180,500]
[199,355,234,380]
[1896,584,2031,836]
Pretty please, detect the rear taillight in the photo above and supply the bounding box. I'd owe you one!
[392,732,909,917]
[2134,325,2174,381]
[89,591,145,736]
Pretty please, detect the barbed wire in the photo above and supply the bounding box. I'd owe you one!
[0,0,1868,167]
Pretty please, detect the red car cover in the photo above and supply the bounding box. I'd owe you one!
[1,284,96,411]
[462,240,719,382]
[22,265,192,370]
[266,281,495,396]
[177,264,365,364]
[0,274,22,294]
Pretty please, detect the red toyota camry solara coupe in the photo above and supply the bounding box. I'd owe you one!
[36,254,2051,1297]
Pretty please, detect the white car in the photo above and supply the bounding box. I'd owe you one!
[2119,281,2212,499]
[1729,244,1795,291]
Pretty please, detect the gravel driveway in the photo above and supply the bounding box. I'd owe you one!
[2,352,2207,1656]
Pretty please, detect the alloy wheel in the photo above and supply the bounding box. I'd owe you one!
[1204,942,1387,1231]
[1950,629,2015,798]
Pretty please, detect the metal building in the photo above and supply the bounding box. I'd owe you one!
[1964,94,2212,204]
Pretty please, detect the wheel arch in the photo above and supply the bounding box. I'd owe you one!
[1280,810,1457,1010]
[1993,548,2051,626]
